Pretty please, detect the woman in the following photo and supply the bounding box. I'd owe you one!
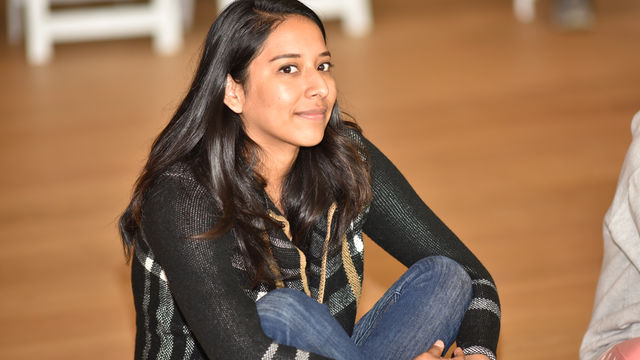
[119,1,500,359]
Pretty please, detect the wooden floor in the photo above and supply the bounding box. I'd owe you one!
[1,0,639,359]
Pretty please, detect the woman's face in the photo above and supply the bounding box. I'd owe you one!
[224,15,337,157]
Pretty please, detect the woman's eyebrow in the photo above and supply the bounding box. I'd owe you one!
[269,51,331,62]
[269,53,300,62]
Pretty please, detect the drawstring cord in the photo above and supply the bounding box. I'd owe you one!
[317,203,337,303]
[267,203,336,302]
[267,202,360,305]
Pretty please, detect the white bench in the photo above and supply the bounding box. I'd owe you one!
[215,0,374,37]
[12,0,190,65]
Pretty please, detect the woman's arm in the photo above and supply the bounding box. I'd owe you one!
[140,168,330,359]
[360,137,501,360]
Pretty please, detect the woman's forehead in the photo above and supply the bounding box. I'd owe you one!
[258,15,328,59]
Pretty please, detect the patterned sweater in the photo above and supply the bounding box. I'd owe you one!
[131,134,501,360]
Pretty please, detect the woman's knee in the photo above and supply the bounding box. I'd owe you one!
[256,288,333,329]
[412,256,472,301]
[256,288,314,319]
[256,288,313,341]
[256,288,337,345]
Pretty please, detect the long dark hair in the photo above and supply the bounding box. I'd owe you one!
[119,0,372,285]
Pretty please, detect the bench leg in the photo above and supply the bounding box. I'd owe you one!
[342,0,373,37]
[153,0,183,55]
[25,0,53,65]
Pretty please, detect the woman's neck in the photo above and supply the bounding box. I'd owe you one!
[258,145,299,214]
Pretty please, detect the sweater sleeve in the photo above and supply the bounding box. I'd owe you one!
[360,137,501,359]
[140,169,330,360]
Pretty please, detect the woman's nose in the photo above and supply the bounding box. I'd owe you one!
[305,71,329,99]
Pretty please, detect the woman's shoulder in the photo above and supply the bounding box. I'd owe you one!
[340,123,371,163]
[159,161,199,183]
[142,162,218,236]
[153,162,205,191]
[144,161,213,210]
[342,122,366,144]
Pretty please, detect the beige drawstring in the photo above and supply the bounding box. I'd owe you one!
[267,203,360,305]
[261,232,285,289]
[268,211,311,297]
[316,203,337,303]
[341,233,361,305]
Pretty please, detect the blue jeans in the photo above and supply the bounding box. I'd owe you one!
[256,256,472,360]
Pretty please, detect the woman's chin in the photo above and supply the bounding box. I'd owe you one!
[298,134,326,148]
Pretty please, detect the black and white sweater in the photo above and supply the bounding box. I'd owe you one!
[131,134,501,360]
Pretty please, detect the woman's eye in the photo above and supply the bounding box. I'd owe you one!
[318,62,333,72]
[279,65,299,74]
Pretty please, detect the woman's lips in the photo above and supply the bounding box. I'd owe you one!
[295,108,327,120]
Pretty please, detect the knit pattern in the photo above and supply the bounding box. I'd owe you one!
[131,132,500,359]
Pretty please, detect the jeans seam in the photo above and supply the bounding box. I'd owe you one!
[354,290,400,346]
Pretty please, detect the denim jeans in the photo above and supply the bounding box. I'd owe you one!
[256,256,473,360]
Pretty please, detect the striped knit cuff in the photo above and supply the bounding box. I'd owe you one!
[463,345,496,360]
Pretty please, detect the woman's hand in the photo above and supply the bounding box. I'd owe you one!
[412,340,465,359]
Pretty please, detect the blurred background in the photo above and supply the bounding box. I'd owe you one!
[1,0,639,359]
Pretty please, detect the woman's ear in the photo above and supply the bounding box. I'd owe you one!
[223,74,245,114]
